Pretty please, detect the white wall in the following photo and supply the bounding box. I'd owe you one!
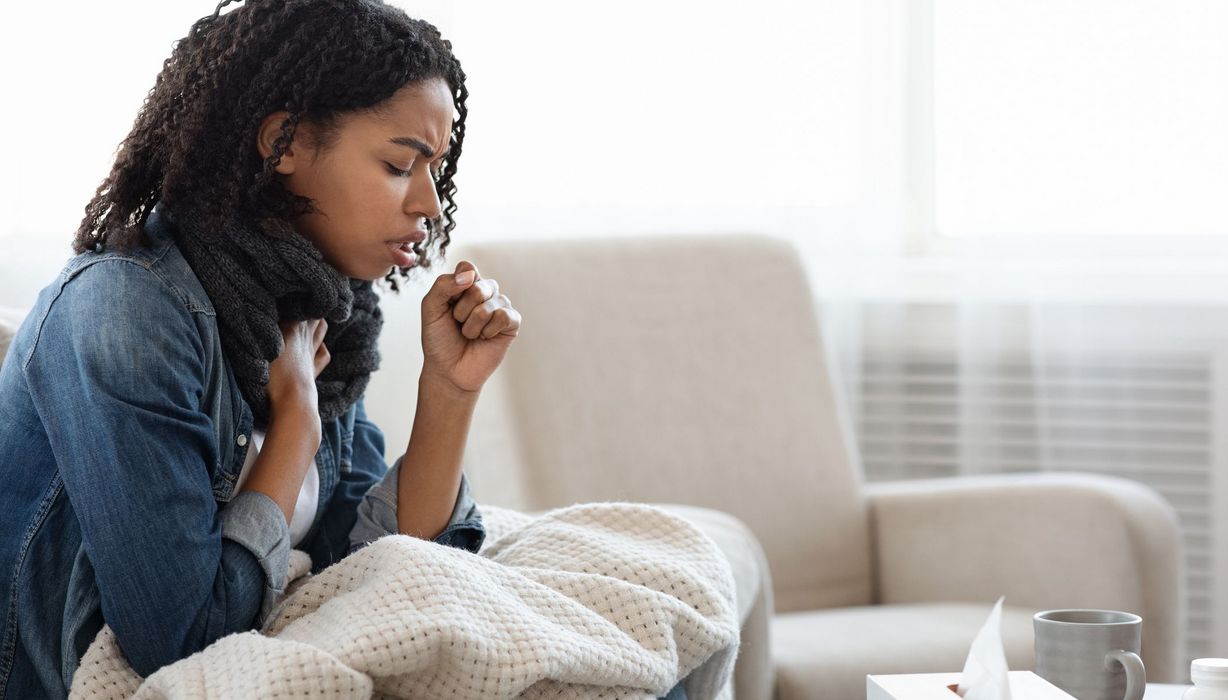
[0,0,904,306]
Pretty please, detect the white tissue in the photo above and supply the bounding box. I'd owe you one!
[956,596,1013,700]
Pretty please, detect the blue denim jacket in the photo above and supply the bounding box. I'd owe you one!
[0,204,486,699]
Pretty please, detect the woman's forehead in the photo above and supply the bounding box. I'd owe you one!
[359,79,454,153]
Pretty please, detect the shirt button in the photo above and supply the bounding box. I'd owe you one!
[236,434,248,447]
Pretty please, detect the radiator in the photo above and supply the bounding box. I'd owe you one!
[841,302,1222,665]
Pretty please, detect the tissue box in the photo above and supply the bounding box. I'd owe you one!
[866,671,1076,699]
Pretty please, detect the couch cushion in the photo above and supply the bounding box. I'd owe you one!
[771,603,1036,700]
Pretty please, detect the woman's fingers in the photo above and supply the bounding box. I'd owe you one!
[275,319,329,377]
[460,294,520,340]
[278,319,302,343]
[451,277,499,323]
[422,261,479,319]
[311,319,330,376]
[480,305,522,339]
[268,319,325,412]
[313,340,331,377]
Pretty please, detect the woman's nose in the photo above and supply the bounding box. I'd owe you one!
[405,172,442,220]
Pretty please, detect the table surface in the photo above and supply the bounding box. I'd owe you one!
[1146,683,1189,699]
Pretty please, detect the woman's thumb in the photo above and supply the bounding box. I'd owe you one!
[453,260,477,286]
[423,260,478,314]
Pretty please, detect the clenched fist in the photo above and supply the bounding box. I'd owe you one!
[419,260,521,394]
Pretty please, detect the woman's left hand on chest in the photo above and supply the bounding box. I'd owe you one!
[419,260,522,394]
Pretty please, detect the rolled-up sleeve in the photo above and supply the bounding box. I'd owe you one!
[348,457,486,554]
[343,399,486,557]
[217,490,290,624]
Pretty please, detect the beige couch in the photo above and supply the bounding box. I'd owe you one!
[432,233,1185,699]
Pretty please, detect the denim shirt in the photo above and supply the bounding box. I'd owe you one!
[0,204,486,700]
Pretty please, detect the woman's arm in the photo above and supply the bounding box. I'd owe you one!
[336,260,516,561]
[397,260,520,538]
[236,318,330,524]
[321,395,485,570]
[394,372,478,539]
[235,406,320,523]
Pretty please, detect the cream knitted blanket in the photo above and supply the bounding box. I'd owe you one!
[69,502,740,699]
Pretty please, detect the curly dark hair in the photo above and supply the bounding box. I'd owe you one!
[71,0,467,288]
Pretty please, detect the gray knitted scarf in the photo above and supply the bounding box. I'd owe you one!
[152,201,383,429]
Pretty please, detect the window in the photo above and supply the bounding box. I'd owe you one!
[926,1,1228,243]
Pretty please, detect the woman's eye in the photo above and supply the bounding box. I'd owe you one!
[385,162,412,178]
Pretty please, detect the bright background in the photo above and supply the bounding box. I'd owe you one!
[4,0,1228,670]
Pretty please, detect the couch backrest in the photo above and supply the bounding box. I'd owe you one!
[451,234,873,612]
[0,307,28,369]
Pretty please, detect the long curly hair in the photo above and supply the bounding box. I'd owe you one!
[71,0,467,288]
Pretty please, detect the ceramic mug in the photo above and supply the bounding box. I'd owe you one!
[1034,609,1146,700]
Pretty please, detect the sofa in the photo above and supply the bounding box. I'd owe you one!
[368,232,1183,699]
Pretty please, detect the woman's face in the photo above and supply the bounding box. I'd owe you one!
[257,78,454,280]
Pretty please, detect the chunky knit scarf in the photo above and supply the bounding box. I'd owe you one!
[150,201,383,428]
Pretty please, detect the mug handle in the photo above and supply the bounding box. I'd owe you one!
[1104,649,1146,700]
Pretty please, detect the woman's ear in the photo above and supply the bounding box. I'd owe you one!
[256,110,302,175]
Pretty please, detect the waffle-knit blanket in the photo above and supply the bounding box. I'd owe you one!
[68,502,740,699]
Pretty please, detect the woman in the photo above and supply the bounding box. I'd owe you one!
[0,1,694,698]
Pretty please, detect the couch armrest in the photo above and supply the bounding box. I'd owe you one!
[519,504,775,700]
[864,472,1184,682]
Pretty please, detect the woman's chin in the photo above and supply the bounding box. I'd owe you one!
[332,257,403,282]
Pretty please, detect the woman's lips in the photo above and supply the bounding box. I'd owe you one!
[385,230,426,268]
[388,229,428,245]
[387,240,417,267]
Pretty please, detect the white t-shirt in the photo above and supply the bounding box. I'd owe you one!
[232,430,320,547]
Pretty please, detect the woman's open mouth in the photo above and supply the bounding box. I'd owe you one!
[387,241,417,268]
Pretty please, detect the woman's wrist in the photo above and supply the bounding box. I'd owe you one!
[238,399,321,524]
[268,400,322,444]
[418,366,481,403]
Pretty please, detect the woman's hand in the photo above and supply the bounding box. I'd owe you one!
[420,261,521,395]
[266,318,330,422]
[239,318,331,522]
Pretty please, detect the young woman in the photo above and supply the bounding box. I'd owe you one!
[0,0,702,697]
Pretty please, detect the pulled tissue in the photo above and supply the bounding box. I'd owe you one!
[956,596,1012,700]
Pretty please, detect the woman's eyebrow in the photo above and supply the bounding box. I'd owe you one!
[388,136,448,160]
[388,135,451,160]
